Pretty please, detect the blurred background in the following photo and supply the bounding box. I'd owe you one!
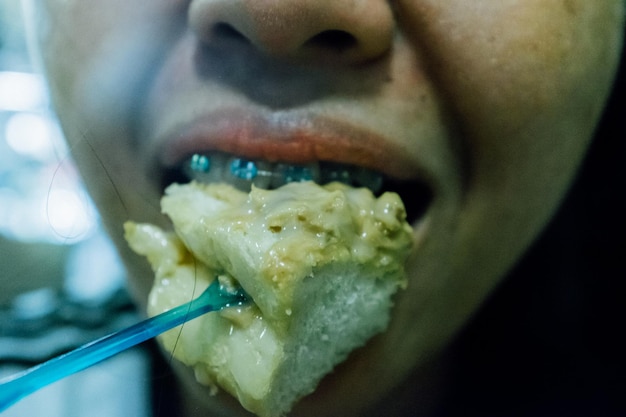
[0,0,127,312]
[1,2,150,416]
[0,0,105,299]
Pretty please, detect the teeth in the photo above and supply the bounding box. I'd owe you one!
[271,163,320,189]
[190,154,211,173]
[183,152,384,193]
[229,158,258,180]
[184,153,229,184]
[353,167,384,194]
[227,157,273,190]
[319,163,383,194]
[320,163,352,184]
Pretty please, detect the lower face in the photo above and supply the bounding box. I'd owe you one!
[26,0,623,415]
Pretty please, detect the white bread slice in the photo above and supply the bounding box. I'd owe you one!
[124,181,413,417]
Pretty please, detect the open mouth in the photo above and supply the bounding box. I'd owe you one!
[161,151,433,223]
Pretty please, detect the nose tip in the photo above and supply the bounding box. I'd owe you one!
[189,0,394,63]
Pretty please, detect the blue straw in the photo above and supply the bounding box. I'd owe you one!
[0,279,248,411]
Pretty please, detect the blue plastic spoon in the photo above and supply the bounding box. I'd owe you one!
[0,279,248,411]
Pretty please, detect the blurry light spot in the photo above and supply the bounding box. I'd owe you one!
[12,288,58,320]
[46,188,96,242]
[64,231,125,302]
[0,187,19,231]
[5,112,56,160]
[0,71,47,111]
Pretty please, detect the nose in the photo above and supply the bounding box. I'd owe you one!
[188,0,395,64]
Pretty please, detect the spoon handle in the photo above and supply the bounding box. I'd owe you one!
[0,279,246,411]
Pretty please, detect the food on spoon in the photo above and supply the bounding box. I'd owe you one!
[124,180,413,417]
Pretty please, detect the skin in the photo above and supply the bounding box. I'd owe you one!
[24,0,624,416]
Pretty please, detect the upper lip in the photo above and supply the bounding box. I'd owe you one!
[157,108,423,181]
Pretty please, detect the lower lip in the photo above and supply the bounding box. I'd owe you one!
[158,110,420,180]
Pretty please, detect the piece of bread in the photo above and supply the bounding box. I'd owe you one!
[124,181,413,417]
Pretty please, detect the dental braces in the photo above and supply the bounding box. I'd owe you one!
[184,152,383,193]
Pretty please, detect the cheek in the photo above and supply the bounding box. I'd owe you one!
[394,0,624,309]
[32,1,186,258]
[36,1,186,137]
[397,0,623,195]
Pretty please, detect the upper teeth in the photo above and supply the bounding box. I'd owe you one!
[184,152,384,193]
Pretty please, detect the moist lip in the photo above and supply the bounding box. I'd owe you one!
[158,110,422,179]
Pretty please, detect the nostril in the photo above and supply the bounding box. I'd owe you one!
[212,22,250,44]
[305,30,358,52]
[189,0,394,63]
